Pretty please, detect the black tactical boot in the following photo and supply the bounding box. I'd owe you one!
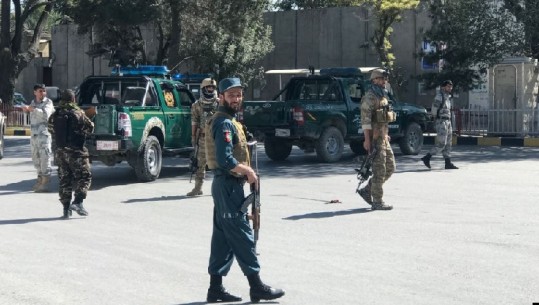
[421,153,432,169]
[206,275,242,303]
[69,195,88,216]
[61,202,72,219]
[247,273,285,303]
[445,158,458,169]
[372,201,393,211]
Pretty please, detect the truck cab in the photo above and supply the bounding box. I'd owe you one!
[78,65,195,181]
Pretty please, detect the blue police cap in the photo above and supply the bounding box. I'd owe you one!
[218,78,243,93]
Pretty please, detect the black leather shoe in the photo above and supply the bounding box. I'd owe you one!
[206,285,242,303]
[421,154,431,169]
[250,284,285,303]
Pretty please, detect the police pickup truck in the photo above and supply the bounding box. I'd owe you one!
[77,66,194,181]
[240,67,429,162]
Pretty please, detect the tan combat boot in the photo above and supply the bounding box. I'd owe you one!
[32,176,42,191]
[186,180,203,197]
[35,176,51,193]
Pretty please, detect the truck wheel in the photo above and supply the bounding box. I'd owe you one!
[135,135,162,181]
[264,136,292,161]
[399,122,423,155]
[350,140,367,155]
[316,126,344,162]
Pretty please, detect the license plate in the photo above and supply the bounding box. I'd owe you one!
[96,140,119,151]
[275,128,290,137]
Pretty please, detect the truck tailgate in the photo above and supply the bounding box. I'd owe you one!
[242,101,288,126]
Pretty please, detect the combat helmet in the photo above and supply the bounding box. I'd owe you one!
[201,78,217,101]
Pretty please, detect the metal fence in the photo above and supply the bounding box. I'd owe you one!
[0,105,30,127]
[454,107,539,137]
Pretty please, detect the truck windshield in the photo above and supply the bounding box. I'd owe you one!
[79,79,152,106]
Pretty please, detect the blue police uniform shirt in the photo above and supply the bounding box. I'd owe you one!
[212,113,239,171]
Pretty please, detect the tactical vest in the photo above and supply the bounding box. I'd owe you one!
[196,98,218,130]
[53,109,85,149]
[205,112,250,175]
[373,95,396,124]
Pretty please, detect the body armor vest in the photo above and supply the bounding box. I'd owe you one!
[53,110,85,149]
[205,112,250,174]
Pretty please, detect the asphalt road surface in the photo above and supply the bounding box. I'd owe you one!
[0,136,538,305]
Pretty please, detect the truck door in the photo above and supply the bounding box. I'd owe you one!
[344,79,362,136]
[174,84,194,146]
[159,81,187,149]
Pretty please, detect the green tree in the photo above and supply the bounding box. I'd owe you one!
[366,0,419,93]
[57,0,160,66]
[179,0,274,84]
[503,0,539,59]
[421,0,524,90]
[0,0,54,105]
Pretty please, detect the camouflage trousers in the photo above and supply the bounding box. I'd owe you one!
[370,137,395,203]
[30,134,52,177]
[55,148,92,204]
[194,135,207,181]
[429,119,452,158]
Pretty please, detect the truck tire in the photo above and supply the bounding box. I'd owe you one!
[398,122,423,155]
[316,126,344,162]
[135,135,162,181]
[350,140,367,155]
[264,136,292,161]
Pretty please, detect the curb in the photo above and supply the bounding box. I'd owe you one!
[424,135,539,147]
[5,127,31,136]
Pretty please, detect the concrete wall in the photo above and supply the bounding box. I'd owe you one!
[17,6,470,109]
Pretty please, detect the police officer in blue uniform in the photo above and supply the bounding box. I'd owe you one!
[204,78,285,303]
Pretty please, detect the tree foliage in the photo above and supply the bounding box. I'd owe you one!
[421,0,524,90]
[58,0,273,86]
[179,0,274,83]
[503,0,539,59]
[0,0,54,105]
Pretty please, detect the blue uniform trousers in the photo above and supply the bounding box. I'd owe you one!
[208,173,260,277]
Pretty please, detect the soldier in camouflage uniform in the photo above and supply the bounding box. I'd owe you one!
[421,80,458,170]
[22,84,54,192]
[203,78,285,303]
[187,78,219,196]
[357,69,395,211]
[48,90,94,219]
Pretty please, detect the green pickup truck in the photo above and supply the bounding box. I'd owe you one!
[240,67,429,162]
[77,66,194,181]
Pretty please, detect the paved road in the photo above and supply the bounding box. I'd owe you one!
[0,136,538,305]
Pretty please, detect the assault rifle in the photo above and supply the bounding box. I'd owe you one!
[242,140,260,250]
[189,130,200,183]
[355,147,378,194]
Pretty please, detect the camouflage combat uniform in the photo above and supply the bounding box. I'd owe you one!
[421,87,458,169]
[187,95,218,196]
[48,98,94,218]
[359,86,396,210]
[430,91,453,158]
[29,96,54,191]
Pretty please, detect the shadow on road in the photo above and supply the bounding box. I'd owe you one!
[122,194,211,204]
[0,179,35,194]
[283,208,372,220]
[0,216,82,225]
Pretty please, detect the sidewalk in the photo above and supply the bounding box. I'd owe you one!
[5,126,31,136]
[424,134,539,147]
